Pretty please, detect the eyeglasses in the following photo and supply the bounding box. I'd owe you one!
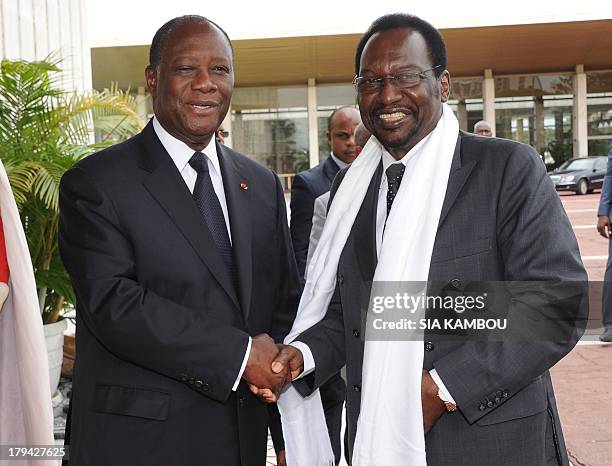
[217,130,230,138]
[353,65,441,93]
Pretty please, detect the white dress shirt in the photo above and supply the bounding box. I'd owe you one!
[294,134,456,404]
[330,153,349,171]
[152,117,250,391]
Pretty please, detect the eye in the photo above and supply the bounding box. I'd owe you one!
[211,65,231,74]
[176,65,194,73]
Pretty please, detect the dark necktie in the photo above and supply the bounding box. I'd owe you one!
[189,151,238,289]
[386,163,406,217]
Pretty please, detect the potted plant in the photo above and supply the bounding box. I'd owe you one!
[0,58,143,394]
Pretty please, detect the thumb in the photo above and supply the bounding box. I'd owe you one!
[272,346,293,374]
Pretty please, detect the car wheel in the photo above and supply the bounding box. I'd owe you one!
[576,179,588,195]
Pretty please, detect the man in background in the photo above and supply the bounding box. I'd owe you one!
[290,106,361,278]
[474,119,493,136]
[596,143,612,342]
[306,123,371,272]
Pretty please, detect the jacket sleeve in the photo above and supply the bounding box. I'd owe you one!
[597,146,612,217]
[59,165,250,403]
[270,173,302,343]
[433,145,588,424]
[289,174,315,279]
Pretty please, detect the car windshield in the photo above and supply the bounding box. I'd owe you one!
[559,159,595,171]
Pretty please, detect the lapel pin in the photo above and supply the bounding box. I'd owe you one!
[240,183,248,191]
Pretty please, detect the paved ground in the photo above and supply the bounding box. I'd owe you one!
[551,191,612,466]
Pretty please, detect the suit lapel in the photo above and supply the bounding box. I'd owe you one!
[218,143,252,319]
[137,122,240,310]
[355,163,382,282]
[438,133,477,228]
[323,156,340,184]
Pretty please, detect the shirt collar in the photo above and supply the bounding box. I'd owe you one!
[330,153,349,170]
[152,116,221,175]
[381,131,434,174]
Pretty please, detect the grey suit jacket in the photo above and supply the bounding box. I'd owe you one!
[305,191,330,275]
[294,131,587,466]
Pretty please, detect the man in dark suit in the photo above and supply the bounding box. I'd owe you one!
[290,106,361,278]
[271,14,586,465]
[596,143,612,342]
[59,16,300,466]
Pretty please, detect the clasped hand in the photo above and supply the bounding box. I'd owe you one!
[242,334,304,403]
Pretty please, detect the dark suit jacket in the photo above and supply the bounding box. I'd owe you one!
[295,132,587,465]
[290,155,340,277]
[58,121,301,466]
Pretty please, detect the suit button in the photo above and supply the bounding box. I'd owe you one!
[180,373,189,382]
[239,396,246,407]
[194,379,204,389]
[487,400,494,408]
[353,384,361,392]
[502,391,509,398]
[479,404,486,411]
[450,278,462,290]
[338,275,344,285]
[188,377,195,385]
[202,383,210,392]
[424,341,434,352]
[353,329,360,338]
[494,397,500,403]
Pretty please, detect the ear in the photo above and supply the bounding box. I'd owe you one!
[439,70,451,103]
[145,65,158,98]
[326,130,331,144]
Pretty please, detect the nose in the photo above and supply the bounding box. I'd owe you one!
[379,79,402,105]
[192,69,217,92]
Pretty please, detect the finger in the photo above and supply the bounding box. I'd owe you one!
[272,347,294,373]
[248,384,260,395]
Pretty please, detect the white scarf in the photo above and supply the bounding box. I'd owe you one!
[278,104,458,465]
[0,160,55,465]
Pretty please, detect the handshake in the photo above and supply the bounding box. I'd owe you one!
[243,334,304,403]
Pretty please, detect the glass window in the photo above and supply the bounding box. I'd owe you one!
[587,71,612,156]
[231,86,309,176]
[561,158,595,171]
[494,74,573,167]
[448,78,483,132]
[495,75,573,98]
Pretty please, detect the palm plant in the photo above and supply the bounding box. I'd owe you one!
[0,58,144,323]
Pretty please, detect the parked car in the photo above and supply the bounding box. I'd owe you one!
[548,156,607,195]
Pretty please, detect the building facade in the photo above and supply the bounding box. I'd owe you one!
[91,19,612,186]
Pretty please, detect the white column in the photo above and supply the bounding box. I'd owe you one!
[307,77,319,169]
[457,100,468,131]
[573,64,588,158]
[0,0,92,92]
[483,69,496,137]
[222,105,233,149]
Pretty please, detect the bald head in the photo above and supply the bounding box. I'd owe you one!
[354,123,371,155]
[327,107,361,164]
[474,120,493,137]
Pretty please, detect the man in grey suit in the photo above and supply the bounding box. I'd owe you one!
[596,143,612,342]
[270,13,586,465]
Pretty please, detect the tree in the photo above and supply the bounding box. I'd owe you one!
[0,58,143,323]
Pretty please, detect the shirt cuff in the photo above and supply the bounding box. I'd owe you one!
[289,341,315,379]
[430,368,456,405]
[233,336,252,391]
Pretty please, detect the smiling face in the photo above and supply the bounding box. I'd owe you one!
[146,21,234,151]
[357,27,450,160]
